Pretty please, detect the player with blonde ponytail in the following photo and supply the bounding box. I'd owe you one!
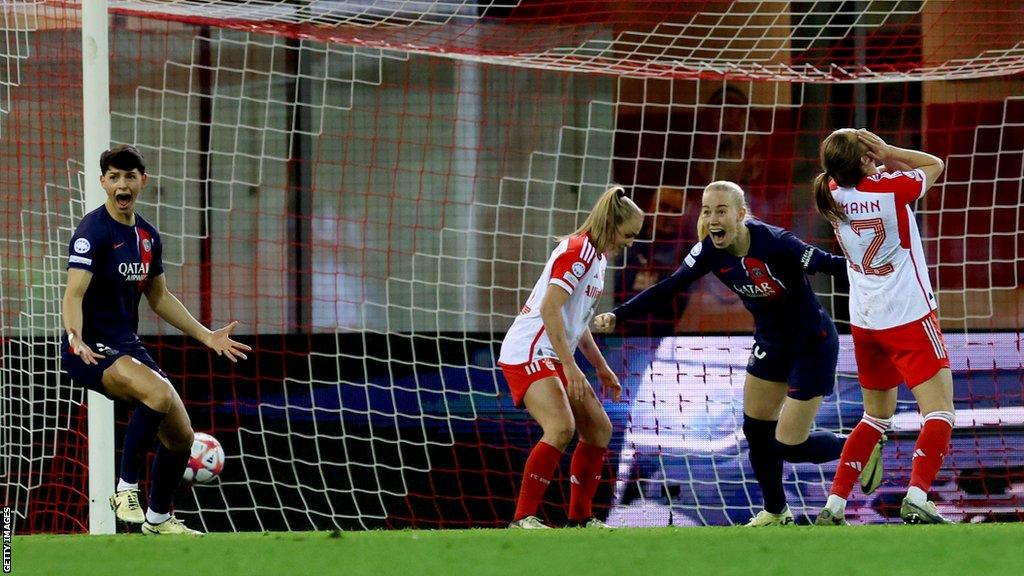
[498,186,643,528]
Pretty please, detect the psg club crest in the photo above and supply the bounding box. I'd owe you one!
[142,238,152,252]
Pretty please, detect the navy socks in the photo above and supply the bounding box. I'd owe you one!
[742,414,786,514]
[119,403,166,484]
[147,443,190,515]
[777,431,845,464]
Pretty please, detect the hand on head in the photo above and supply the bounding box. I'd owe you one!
[856,129,890,162]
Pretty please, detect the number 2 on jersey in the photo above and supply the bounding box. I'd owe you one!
[839,218,895,276]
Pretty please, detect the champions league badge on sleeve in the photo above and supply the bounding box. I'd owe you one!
[684,241,702,267]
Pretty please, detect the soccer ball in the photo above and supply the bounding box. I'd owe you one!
[183,432,225,484]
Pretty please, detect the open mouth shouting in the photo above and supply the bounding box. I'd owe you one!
[709,227,728,244]
[115,191,133,211]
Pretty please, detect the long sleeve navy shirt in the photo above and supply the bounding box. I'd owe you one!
[613,219,846,351]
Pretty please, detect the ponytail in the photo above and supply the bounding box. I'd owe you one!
[814,172,846,223]
[568,186,643,253]
[816,129,869,223]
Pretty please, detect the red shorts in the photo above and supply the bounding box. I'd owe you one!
[498,358,567,408]
[851,311,950,390]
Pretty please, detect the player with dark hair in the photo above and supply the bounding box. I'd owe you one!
[62,144,251,535]
[813,129,953,525]
[498,186,642,529]
[594,180,882,526]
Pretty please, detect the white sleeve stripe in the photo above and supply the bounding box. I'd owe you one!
[913,168,927,200]
[550,278,574,293]
[580,241,595,263]
[68,255,92,265]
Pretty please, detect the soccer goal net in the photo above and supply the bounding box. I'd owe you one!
[2,0,1022,531]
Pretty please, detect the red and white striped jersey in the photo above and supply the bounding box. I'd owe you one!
[831,169,937,330]
[498,234,606,365]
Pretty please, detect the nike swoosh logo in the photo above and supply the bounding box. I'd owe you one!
[113,242,125,249]
[719,267,733,273]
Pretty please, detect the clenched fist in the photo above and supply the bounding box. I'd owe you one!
[592,312,617,333]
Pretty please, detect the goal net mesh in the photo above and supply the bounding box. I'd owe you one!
[2,0,1022,531]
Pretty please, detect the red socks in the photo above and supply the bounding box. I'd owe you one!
[830,410,954,499]
[568,441,607,522]
[829,414,889,498]
[513,440,608,522]
[910,411,954,492]
[513,441,562,521]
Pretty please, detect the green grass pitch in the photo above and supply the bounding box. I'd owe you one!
[11,523,1024,575]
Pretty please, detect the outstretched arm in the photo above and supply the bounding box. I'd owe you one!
[596,255,704,332]
[144,274,251,362]
[778,229,847,278]
[817,249,847,278]
[62,268,105,365]
[799,244,847,278]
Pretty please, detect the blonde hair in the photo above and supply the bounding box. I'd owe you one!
[697,180,752,241]
[567,185,643,253]
[814,129,867,223]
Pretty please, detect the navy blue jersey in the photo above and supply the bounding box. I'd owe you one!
[614,219,845,350]
[67,205,163,347]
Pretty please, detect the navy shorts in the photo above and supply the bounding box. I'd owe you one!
[745,322,839,401]
[61,336,167,396]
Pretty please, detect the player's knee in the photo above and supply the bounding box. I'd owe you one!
[914,390,954,415]
[585,419,613,447]
[140,384,175,413]
[742,414,777,446]
[596,419,613,445]
[162,427,195,453]
[775,439,803,463]
[543,422,576,450]
[921,397,955,415]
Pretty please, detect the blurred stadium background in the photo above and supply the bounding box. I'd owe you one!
[1,0,1022,533]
